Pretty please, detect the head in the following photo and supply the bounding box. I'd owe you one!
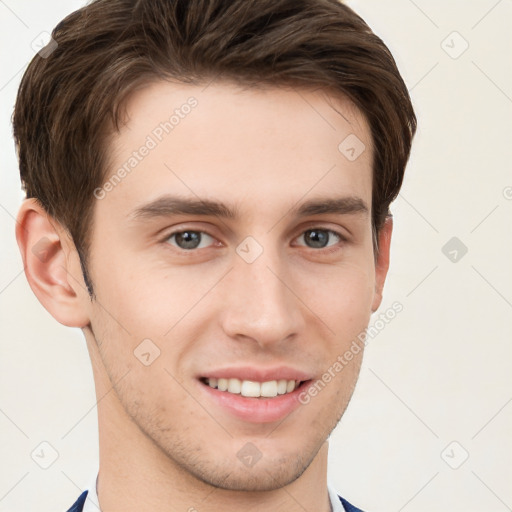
[14,0,415,494]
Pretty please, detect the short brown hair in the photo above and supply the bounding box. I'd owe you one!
[13,0,416,296]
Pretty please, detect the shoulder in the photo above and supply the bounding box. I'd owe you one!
[339,494,366,512]
[66,490,88,512]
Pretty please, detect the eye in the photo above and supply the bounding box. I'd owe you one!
[165,230,215,250]
[295,228,342,249]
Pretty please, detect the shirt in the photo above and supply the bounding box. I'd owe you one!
[82,471,347,512]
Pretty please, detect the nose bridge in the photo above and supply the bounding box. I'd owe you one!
[220,241,302,345]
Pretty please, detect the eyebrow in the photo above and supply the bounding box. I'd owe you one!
[296,196,368,217]
[130,196,239,220]
[129,195,368,221]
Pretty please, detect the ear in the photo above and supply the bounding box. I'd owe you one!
[15,198,91,327]
[371,216,393,312]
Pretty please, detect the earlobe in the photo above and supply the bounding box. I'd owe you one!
[371,216,393,312]
[15,199,90,327]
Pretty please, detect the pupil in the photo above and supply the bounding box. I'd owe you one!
[176,231,201,249]
[305,229,328,248]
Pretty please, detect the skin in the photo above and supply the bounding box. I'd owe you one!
[16,81,392,512]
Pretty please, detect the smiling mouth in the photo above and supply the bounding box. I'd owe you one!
[200,377,307,398]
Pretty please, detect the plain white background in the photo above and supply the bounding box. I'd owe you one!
[0,1,511,511]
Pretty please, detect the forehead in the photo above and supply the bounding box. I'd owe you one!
[100,80,373,221]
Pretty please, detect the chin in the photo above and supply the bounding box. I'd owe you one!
[190,455,310,492]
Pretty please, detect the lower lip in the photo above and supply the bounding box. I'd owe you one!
[198,380,311,423]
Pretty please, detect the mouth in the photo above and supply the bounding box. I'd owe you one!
[200,377,306,398]
[197,373,313,423]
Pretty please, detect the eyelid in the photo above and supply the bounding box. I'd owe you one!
[159,221,219,239]
[291,222,350,242]
[160,225,221,251]
[292,227,346,249]
[159,223,349,252]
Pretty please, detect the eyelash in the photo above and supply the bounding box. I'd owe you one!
[162,227,347,253]
[293,228,345,252]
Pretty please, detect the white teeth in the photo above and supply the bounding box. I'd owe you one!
[277,379,287,395]
[206,378,300,397]
[260,380,278,397]
[241,380,261,397]
[228,378,241,394]
[217,378,228,391]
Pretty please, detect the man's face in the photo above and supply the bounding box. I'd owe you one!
[82,81,385,491]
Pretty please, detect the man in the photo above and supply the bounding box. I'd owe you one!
[13,0,416,510]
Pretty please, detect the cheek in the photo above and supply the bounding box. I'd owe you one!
[295,260,375,336]
[90,249,208,333]
[88,258,221,378]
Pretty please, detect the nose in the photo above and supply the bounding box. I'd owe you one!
[218,245,304,349]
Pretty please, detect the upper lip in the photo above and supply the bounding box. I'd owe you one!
[200,366,313,383]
